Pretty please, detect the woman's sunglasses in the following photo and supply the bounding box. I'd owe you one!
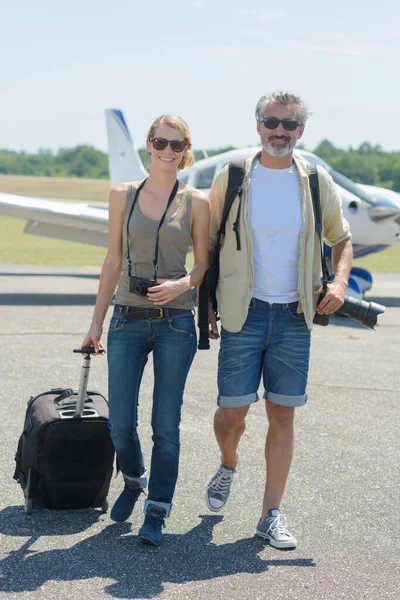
[260,117,300,131]
[149,137,187,152]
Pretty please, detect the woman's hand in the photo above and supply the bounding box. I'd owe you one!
[147,278,189,306]
[81,324,106,355]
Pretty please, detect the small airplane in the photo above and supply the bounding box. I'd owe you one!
[1,109,399,299]
[0,110,146,247]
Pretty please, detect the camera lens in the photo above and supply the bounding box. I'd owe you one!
[337,297,385,330]
[135,283,144,295]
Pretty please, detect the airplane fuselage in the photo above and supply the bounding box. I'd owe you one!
[179,147,400,257]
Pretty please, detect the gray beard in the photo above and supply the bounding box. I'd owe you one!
[262,137,297,157]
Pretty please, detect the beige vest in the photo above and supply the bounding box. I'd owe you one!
[115,183,195,309]
[209,154,352,332]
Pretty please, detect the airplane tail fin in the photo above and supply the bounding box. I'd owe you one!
[105,109,148,187]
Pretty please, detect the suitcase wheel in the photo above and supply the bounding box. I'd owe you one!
[101,499,108,513]
[24,497,33,515]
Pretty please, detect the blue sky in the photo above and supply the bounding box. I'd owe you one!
[1,0,399,153]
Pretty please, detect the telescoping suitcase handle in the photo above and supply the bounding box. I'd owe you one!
[72,347,105,419]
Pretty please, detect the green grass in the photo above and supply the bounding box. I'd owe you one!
[1,175,399,271]
[0,215,196,268]
[0,216,107,266]
[0,174,109,203]
[353,245,400,273]
[0,175,109,266]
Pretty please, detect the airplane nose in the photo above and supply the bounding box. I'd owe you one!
[368,196,400,224]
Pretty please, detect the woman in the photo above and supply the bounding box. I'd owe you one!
[82,115,209,545]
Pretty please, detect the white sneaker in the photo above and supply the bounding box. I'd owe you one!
[256,508,297,549]
[206,463,237,512]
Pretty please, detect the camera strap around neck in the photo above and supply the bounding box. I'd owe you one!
[308,165,331,291]
[126,178,180,281]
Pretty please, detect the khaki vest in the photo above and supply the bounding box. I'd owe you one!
[208,153,351,332]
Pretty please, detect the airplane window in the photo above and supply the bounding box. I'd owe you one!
[178,172,189,184]
[348,201,359,214]
[330,169,375,205]
[195,166,215,189]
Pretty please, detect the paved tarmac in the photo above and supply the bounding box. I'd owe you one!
[0,264,399,600]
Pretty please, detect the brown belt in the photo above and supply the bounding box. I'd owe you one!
[114,304,191,321]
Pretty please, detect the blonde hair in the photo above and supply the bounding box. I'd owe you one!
[147,115,195,170]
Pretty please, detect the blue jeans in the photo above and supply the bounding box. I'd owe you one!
[107,309,197,510]
[218,299,311,409]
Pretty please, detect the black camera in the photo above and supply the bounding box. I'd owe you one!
[129,276,156,296]
[313,292,385,330]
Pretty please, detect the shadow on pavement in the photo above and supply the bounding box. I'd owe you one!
[0,504,103,537]
[0,509,315,598]
[364,295,400,308]
[0,273,100,280]
[0,294,97,306]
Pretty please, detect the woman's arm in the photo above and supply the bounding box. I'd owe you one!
[147,189,210,306]
[187,189,210,285]
[81,184,128,351]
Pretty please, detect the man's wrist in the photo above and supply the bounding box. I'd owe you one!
[333,277,348,289]
[179,277,191,293]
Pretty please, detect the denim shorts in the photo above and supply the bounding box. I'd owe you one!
[218,298,311,409]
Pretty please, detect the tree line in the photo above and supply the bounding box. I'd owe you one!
[0,141,399,192]
[312,140,400,192]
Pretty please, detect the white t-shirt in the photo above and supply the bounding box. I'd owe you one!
[249,160,302,303]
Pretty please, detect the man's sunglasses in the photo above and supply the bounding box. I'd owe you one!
[149,137,187,152]
[260,117,300,131]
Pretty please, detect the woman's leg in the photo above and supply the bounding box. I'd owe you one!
[147,313,197,512]
[107,316,149,482]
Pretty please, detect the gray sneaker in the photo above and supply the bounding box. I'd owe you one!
[206,463,237,512]
[256,508,297,549]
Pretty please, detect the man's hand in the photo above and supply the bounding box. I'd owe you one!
[314,280,347,315]
[208,303,219,339]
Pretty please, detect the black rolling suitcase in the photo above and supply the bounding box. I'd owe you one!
[13,347,115,514]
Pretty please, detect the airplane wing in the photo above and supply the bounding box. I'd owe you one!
[0,109,149,246]
[0,193,108,246]
[1,109,399,253]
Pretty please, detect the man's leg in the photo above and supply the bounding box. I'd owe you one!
[262,402,295,519]
[206,299,267,512]
[206,405,251,512]
[255,301,310,548]
[213,405,250,470]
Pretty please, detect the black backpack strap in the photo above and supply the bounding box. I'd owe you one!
[197,283,210,350]
[308,165,330,288]
[217,160,246,250]
[197,160,246,350]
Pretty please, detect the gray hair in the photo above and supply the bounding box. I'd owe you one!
[255,91,310,125]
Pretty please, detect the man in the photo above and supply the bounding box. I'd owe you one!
[205,91,352,549]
